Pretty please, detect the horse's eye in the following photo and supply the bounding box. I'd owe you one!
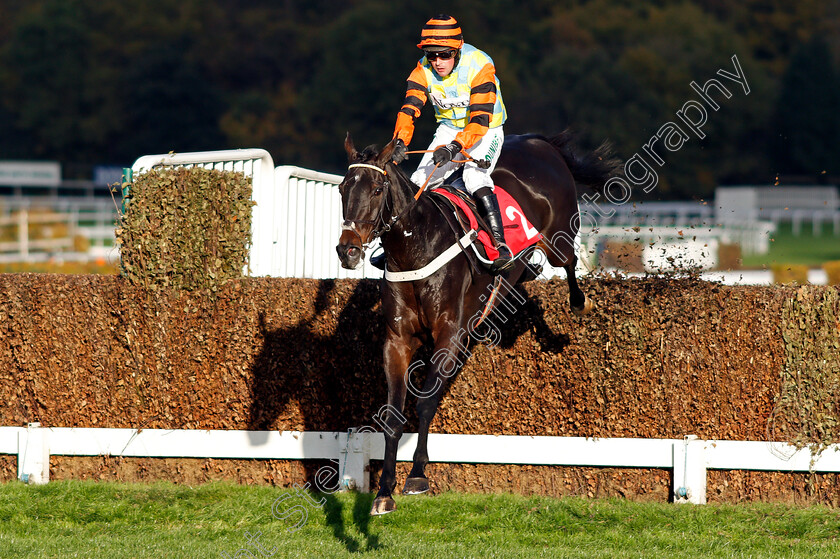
[374,187,383,196]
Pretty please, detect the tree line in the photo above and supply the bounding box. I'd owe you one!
[0,0,838,199]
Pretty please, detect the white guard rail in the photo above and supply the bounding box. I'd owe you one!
[273,166,381,279]
[5,424,840,505]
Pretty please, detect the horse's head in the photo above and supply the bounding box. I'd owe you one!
[336,133,401,269]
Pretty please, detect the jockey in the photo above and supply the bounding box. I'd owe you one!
[385,14,513,273]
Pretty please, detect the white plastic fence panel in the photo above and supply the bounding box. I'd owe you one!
[284,174,300,277]
[308,180,323,278]
[273,166,381,279]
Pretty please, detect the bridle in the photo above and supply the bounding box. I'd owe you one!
[342,162,415,248]
[342,150,480,248]
[341,163,430,249]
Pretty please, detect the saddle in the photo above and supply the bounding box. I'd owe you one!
[430,175,542,269]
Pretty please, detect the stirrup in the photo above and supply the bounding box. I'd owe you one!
[490,243,514,273]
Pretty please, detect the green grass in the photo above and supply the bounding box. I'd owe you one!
[1,481,838,558]
[742,221,840,268]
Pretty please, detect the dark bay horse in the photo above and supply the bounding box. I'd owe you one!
[336,131,620,515]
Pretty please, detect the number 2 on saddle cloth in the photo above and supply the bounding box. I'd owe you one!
[434,186,542,261]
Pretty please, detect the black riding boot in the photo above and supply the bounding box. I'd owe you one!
[475,188,514,273]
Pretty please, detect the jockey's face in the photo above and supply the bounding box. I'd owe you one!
[426,50,457,77]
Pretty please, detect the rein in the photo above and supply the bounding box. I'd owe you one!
[404,149,490,200]
[344,159,435,244]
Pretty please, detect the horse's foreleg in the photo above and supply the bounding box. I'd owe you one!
[371,335,414,516]
[565,256,593,315]
[404,329,466,496]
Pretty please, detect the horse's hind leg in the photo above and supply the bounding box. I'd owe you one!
[565,256,594,316]
[539,237,593,315]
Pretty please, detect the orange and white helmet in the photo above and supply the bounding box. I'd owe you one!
[417,14,464,51]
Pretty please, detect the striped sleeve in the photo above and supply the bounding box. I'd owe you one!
[393,63,429,145]
[454,62,498,150]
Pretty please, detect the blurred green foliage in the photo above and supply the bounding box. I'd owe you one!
[116,167,253,292]
[0,0,838,198]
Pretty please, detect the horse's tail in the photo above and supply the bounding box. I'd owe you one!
[545,129,623,192]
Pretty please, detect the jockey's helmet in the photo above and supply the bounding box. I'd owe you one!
[417,14,464,51]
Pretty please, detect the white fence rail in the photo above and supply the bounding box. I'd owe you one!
[581,200,715,227]
[0,197,118,262]
[5,424,840,505]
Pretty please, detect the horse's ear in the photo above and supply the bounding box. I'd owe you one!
[345,132,359,162]
[377,137,398,167]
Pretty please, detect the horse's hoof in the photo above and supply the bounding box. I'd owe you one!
[403,477,430,495]
[572,296,595,316]
[370,496,396,516]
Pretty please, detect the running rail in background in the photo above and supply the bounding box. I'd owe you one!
[272,165,381,279]
[5,424,840,505]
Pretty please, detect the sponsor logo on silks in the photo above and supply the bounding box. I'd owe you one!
[430,92,470,110]
[485,136,501,161]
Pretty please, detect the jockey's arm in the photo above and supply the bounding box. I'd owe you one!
[393,63,429,146]
[454,62,498,151]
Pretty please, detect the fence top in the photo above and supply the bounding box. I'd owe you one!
[131,149,274,174]
[274,165,343,185]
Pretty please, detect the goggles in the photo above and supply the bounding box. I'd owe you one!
[424,49,457,61]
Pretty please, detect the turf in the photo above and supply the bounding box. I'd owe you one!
[0,481,838,558]
[741,222,840,268]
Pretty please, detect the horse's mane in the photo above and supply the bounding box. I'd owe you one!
[351,143,484,275]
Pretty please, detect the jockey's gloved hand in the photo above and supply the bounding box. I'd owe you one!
[432,141,462,165]
[392,139,407,164]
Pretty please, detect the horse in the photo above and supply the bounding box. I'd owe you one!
[336,131,621,515]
